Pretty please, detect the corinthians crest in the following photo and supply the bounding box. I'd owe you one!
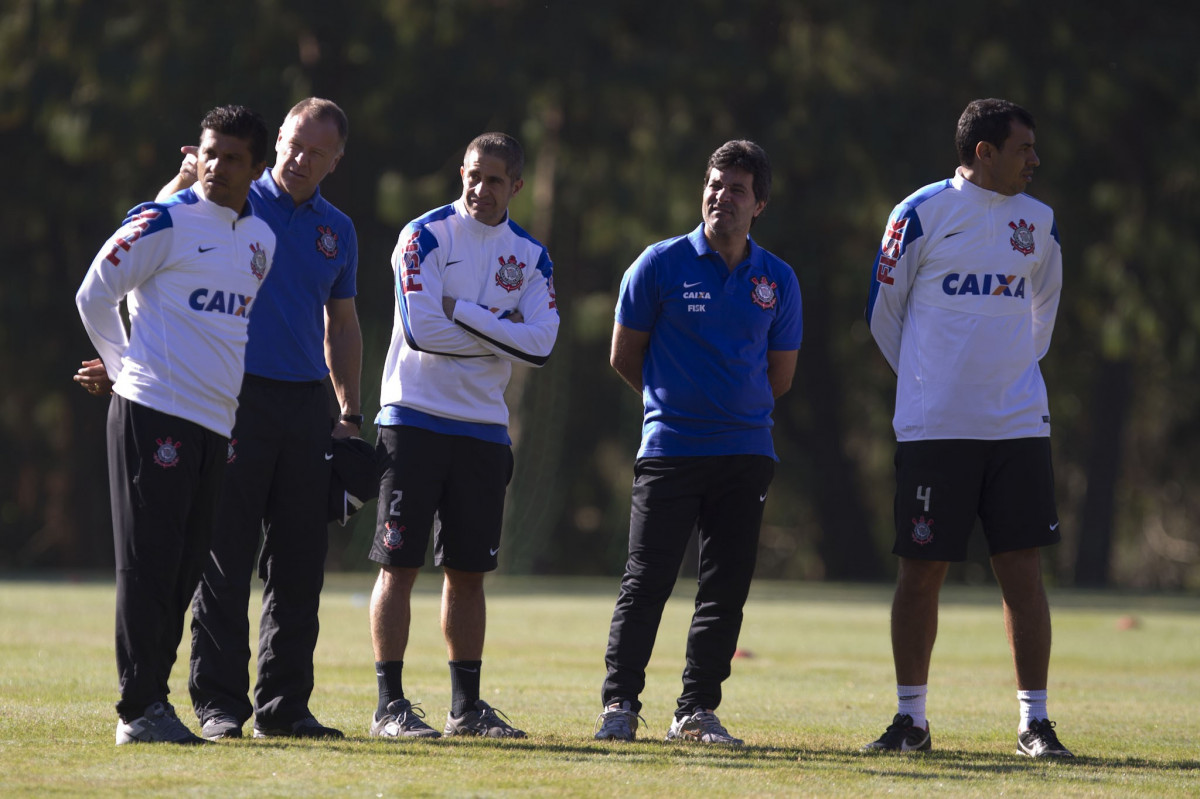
[153,437,182,469]
[383,521,406,551]
[249,242,268,279]
[1008,219,1036,256]
[911,515,934,545]
[495,255,525,292]
[750,275,778,310]
[316,225,339,259]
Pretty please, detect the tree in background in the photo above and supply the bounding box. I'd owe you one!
[3,0,1198,588]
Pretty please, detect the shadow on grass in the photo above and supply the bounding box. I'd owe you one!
[245,736,797,765]
[840,748,1200,776]
[241,736,1199,775]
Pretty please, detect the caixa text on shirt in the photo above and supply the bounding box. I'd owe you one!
[188,288,255,317]
[942,273,1026,297]
[684,289,712,313]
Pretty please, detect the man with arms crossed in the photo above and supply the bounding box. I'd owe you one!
[369,132,559,739]
[863,98,1073,758]
[594,140,802,745]
[154,98,361,740]
[75,105,274,745]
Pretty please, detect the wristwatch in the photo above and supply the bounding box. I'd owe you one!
[339,413,365,427]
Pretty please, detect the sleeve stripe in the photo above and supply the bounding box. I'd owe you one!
[454,319,551,366]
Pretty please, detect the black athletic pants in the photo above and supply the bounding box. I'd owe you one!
[108,395,227,722]
[189,375,332,728]
[602,454,774,717]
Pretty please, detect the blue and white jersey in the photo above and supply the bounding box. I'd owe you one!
[377,199,559,443]
[76,185,276,437]
[865,170,1062,442]
[616,224,803,460]
[242,169,358,381]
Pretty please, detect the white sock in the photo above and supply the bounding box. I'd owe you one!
[1018,689,1048,731]
[897,684,928,730]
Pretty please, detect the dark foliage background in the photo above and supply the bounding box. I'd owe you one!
[4,1,1197,589]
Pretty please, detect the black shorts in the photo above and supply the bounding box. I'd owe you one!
[893,438,1060,562]
[369,425,514,572]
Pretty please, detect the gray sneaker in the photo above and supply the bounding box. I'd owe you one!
[593,701,642,741]
[200,713,243,741]
[370,699,441,739]
[116,702,208,745]
[443,700,526,738]
[665,709,743,746]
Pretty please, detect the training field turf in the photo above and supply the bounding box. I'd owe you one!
[0,574,1196,797]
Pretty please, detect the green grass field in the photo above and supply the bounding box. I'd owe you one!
[1,574,1196,797]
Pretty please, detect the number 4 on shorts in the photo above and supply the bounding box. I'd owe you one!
[916,485,931,513]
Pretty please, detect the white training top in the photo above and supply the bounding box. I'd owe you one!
[378,199,559,432]
[865,170,1062,441]
[76,185,276,437]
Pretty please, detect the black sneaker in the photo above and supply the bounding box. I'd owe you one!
[201,713,244,741]
[1017,719,1074,758]
[253,715,344,739]
[443,700,526,738]
[862,713,931,752]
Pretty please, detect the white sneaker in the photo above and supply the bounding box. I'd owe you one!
[593,701,642,741]
[665,709,743,746]
[116,702,208,745]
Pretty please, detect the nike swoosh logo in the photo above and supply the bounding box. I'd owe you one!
[198,246,217,253]
[446,259,462,266]
[759,492,768,502]
[324,453,333,461]
[1049,522,1060,531]
[943,231,963,239]
[683,281,703,289]
[489,547,500,556]
[460,667,480,673]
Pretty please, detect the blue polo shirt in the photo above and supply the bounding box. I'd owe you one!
[244,169,358,381]
[616,224,803,459]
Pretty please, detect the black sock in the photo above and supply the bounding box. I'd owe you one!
[376,660,405,717]
[448,660,482,717]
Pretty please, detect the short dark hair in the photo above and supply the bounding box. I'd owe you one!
[956,98,1036,166]
[200,105,269,165]
[706,139,771,205]
[466,132,524,180]
[286,97,349,154]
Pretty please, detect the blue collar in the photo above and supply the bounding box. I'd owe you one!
[254,168,327,213]
[686,223,761,268]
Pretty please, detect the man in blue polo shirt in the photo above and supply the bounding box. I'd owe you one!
[154,97,362,740]
[593,140,802,745]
